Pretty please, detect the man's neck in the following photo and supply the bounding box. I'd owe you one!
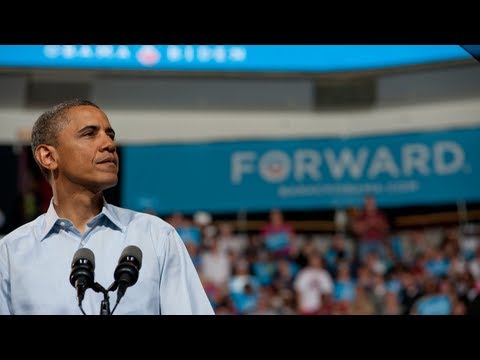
[52,189,104,234]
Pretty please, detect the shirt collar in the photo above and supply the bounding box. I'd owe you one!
[100,198,126,233]
[40,200,60,241]
[39,197,126,241]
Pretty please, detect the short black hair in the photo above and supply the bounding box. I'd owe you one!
[31,99,100,180]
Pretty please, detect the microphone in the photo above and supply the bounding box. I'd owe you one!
[69,247,95,307]
[113,245,142,304]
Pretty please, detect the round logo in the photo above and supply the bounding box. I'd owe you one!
[259,150,291,183]
[136,46,161,67]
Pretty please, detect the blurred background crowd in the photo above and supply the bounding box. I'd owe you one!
[164,197,480,315]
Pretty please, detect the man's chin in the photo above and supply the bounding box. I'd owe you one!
[96,177,118,192]
[103,180,118,190]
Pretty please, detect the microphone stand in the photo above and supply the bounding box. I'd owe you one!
[100,297,110,315]
[89,279,125,315]
[92,282,113,315]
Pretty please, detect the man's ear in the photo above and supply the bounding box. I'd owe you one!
[35,144,58,172]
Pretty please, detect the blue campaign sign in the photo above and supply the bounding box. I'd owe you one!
[122,127,480,214]
[0,45,472,72]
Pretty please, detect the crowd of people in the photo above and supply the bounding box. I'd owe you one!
[166,195,480,315]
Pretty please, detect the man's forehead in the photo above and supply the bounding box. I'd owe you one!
[67,106,112,128]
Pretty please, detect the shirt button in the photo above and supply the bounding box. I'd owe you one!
[60,221,65,227]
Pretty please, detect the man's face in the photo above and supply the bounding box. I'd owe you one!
[54,105,119,193]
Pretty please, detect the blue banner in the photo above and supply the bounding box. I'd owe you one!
[0,45,472,72]
[122,127,480,214]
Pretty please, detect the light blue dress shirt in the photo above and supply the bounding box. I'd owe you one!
[0,199,215,315]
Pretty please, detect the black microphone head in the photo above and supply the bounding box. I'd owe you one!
[119,245,143,269]
[114,245,142,287]
[71,247,95,268]
[69,247,95,288]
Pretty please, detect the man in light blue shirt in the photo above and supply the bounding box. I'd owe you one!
[0,99,214,315]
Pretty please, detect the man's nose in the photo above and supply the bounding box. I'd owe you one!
[101,133,116,152]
